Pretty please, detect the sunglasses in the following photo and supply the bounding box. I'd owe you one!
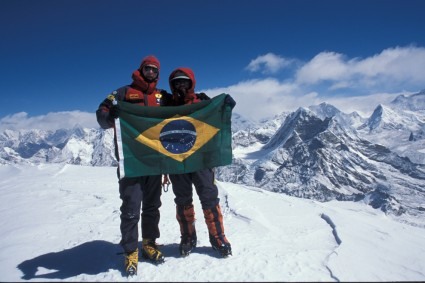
[143,65,158,74]
[173,79,191,86]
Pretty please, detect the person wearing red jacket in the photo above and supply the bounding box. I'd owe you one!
[165,67,233,258]
[96,55,169,276]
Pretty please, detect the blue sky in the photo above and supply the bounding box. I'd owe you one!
[1,0,425,130]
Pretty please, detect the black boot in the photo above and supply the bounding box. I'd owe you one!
[179,232,197,256]
[209,234,232,257]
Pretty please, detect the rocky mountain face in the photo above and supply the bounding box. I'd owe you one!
[219,90,425,217]
[1,91,425,217]
[217,106,425,216]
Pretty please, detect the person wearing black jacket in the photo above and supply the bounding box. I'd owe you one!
[96,55,169,276]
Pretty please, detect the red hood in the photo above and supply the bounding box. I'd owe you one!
[131,55,160,93]
[168,67,196,94]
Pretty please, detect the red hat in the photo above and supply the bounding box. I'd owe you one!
[140,55,160,70]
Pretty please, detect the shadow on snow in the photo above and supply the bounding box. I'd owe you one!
[17,240,223,279]
[17,240,122,280]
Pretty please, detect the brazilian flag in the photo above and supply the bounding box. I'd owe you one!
[115,93,235,178]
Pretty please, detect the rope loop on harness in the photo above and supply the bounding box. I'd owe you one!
[162,174,170,192]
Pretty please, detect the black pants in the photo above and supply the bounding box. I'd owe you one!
[169,168,219,209]
[118,175,162,253]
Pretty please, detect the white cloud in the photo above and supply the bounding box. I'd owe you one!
[0,89,412,130]
[202,80,413,122]
[245,53,293,74]
[295,46,425,91]
[202,79,320,121]
[0,111,98,131]
[354,46,425,84]
[295,52,352,84]
[206,46,424,121]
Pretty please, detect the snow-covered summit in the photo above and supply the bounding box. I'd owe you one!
[390,89,425,111]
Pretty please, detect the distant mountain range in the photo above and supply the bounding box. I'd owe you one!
[2,90,425,217]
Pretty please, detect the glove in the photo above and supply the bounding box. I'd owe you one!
[196,92,210,100]
[160,89,173,106]
[109,104,120,119]
[224,94,236,109]
[160,89,169,95]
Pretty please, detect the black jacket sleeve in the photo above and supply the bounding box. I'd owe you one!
[96,86,127,129]
[96,99,114,129]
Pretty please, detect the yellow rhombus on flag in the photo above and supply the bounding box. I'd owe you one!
[135,115,220,162]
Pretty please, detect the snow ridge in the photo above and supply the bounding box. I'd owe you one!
[1,90,425,218]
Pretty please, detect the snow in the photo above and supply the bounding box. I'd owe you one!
[1,163,425,282]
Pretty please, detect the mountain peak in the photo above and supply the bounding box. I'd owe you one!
[391,90,425,111]
[263,107,328,150]
[309,102,341,119]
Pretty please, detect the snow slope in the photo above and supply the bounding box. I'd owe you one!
[0,164,424,282]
